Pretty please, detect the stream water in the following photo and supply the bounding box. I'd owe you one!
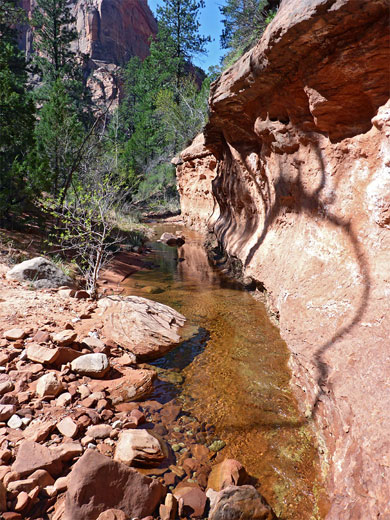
[122,224,327,519]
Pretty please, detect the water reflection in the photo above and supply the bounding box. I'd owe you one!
[122,224,327,520]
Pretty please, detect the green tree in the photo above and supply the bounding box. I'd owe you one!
[156,0,210,85]
[34,79,84,198]
[220,0,278,66]
[31,0,78,81]
[0,0,37,219]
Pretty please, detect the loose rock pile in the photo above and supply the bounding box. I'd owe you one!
[0,261,275,519]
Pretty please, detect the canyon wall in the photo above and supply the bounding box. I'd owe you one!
[177,0,390,518]
[19,0,157,105]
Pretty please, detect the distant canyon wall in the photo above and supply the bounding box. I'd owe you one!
[176,0,390,518]
[19,0,157,105]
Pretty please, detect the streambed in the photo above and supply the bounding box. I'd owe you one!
[122,224,327,519]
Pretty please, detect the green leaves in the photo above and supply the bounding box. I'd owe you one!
[220,0,278,67]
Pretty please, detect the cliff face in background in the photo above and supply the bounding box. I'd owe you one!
[19,0,157,105]
[177,0,390,517]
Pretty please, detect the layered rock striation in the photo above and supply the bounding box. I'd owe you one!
[177,0,390,518]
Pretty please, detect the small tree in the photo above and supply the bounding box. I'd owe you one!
[44,160,129,298]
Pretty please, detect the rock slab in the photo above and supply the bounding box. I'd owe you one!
[98,296,186,361]
[64,449,165,520]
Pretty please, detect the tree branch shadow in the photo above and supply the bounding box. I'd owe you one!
[211,140,371,422]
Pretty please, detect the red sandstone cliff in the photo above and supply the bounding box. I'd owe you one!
[176,0,390,517]
[19,0,157,105]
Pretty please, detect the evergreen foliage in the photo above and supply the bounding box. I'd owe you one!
[0,0,37,219]
[31,0,78,81]
[220,0,278,67]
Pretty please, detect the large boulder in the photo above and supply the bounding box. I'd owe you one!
[64,449,165,520]
[208,485,275,520]
[98,296,186,361]
[6,257,72,288]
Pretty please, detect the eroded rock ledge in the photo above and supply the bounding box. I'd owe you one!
[176,0,390,517]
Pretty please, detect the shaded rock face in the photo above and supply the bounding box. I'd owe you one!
[6,257,72,288]
[176,0,390,518]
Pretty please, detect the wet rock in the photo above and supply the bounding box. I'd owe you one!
[160,233,185,247]
[208,485,275,520]
[36,372,63,398]
[160,492,178,520]
[6,257,72,288]
[114,429,166,467]
[208,440,226,452]
[64,449,165,520]
[207,459,248,491]
[174,482,207,519]
[71,353,109,378]
[98,296,186,361]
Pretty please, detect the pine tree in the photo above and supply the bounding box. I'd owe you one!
[31,0,78,82]
[155,0,210,85]
[0,0,37,219]
[220,0,278,66]
[34,79,84,198]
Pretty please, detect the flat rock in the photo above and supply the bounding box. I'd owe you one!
[52,330,77,347]
[114,429,166,467]
[11,441,63,478]
[26,344,60,364]
[64,449,165,520]
[174,482,207,519]
[208,485,275,520]
[87,424,112,439]
[90,368,156,404]
[98,296,186,361]
[6,257,72,288]
[23,419,56,442]
[4,328,26,341]
[71,353,109,378]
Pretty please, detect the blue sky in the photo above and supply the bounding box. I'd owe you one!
[147,0,225,71]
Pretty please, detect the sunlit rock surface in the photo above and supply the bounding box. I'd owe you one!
[177,0,390,517]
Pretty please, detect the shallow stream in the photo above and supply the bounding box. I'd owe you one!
[122,224,327,519]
